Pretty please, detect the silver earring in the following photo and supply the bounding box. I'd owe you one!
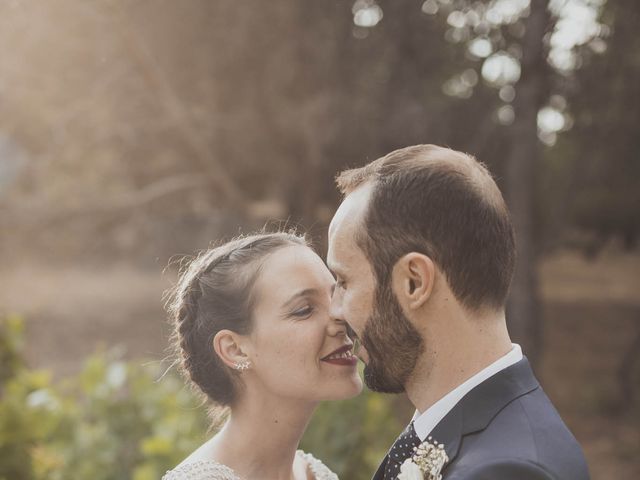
[234,360,251,371]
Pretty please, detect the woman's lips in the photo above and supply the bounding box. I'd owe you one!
[322,355,358,366]
[321,344,358,366]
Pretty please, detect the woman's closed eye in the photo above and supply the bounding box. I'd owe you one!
[290,305,314,318]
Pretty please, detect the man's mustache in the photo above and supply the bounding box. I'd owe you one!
[345,322,358,340]
[345,323,364,357]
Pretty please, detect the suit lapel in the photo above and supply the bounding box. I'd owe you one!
[427,357,540,475]
[425,405,464,467]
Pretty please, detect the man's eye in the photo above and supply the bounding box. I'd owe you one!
[336,279,347,289]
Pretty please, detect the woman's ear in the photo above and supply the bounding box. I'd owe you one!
[392,252,435,310]
[212,330,251,372]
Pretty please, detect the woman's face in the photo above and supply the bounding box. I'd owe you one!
[244,245,363,402]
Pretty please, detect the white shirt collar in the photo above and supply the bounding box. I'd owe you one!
[412,343,523,441]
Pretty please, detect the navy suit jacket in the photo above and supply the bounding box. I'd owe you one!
[372,358,590,479]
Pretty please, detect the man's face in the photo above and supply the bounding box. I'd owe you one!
[326,185,376,363]
[327,184,423,393]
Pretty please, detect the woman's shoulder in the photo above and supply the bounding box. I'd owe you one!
[162,460,240,480]
[296,450,340,480]
[162,451,338,480]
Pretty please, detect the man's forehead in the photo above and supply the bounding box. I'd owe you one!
[329,182,373,239]
[327,184,373,272]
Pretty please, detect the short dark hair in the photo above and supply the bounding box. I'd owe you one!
[168,232,308,407]
[336,144,515,311]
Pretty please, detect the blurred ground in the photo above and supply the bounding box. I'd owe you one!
[539,249,640,479]
[1,248,638,479]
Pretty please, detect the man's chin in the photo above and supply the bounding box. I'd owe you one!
[362,365,406,394]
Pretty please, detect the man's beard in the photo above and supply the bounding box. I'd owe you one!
[360,285,424,393]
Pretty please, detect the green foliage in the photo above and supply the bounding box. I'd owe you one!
[0,315,61,480]
[0,314,24,385]
[0,316,208,480]
[47,353,210,480]
[1,316,404,479]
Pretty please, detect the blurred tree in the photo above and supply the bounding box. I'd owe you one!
[0,0,636,356]
[562,0,640,254]
[504,0,551,366]
[558,0,640,412]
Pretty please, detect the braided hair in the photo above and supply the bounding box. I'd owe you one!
[168,232,308,406]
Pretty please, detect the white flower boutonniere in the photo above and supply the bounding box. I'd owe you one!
[397,437,449,480]
[398,458,423,480]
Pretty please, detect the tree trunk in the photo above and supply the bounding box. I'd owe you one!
[505,0,551,369]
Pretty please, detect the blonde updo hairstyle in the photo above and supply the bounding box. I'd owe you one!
[168,232,308,407]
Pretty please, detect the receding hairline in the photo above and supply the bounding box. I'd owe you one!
[336,144,507,213]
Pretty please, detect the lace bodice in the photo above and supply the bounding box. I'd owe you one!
[162,450,338,480]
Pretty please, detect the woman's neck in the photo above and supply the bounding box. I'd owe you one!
[210,393,317,480]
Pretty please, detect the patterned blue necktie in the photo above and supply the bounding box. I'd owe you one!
[383,422,422,480]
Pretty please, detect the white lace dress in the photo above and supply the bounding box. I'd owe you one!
[162,450,338,480]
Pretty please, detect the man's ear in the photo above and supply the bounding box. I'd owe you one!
[212,329,251,370]
[392,252,435,310]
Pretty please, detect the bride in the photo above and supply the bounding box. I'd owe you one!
[163,232,363,480]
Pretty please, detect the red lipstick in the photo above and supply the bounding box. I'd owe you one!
[321,344,358,367]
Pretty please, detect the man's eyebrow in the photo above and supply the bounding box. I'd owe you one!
[281,288,319,310]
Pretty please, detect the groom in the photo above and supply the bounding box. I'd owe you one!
[327,145,589,479]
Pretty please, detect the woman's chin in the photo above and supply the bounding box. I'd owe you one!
[323,377,364,401]
[348,379,364,398]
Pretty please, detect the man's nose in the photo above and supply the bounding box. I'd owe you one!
[329,291,343,321]
[327,316,348,337]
